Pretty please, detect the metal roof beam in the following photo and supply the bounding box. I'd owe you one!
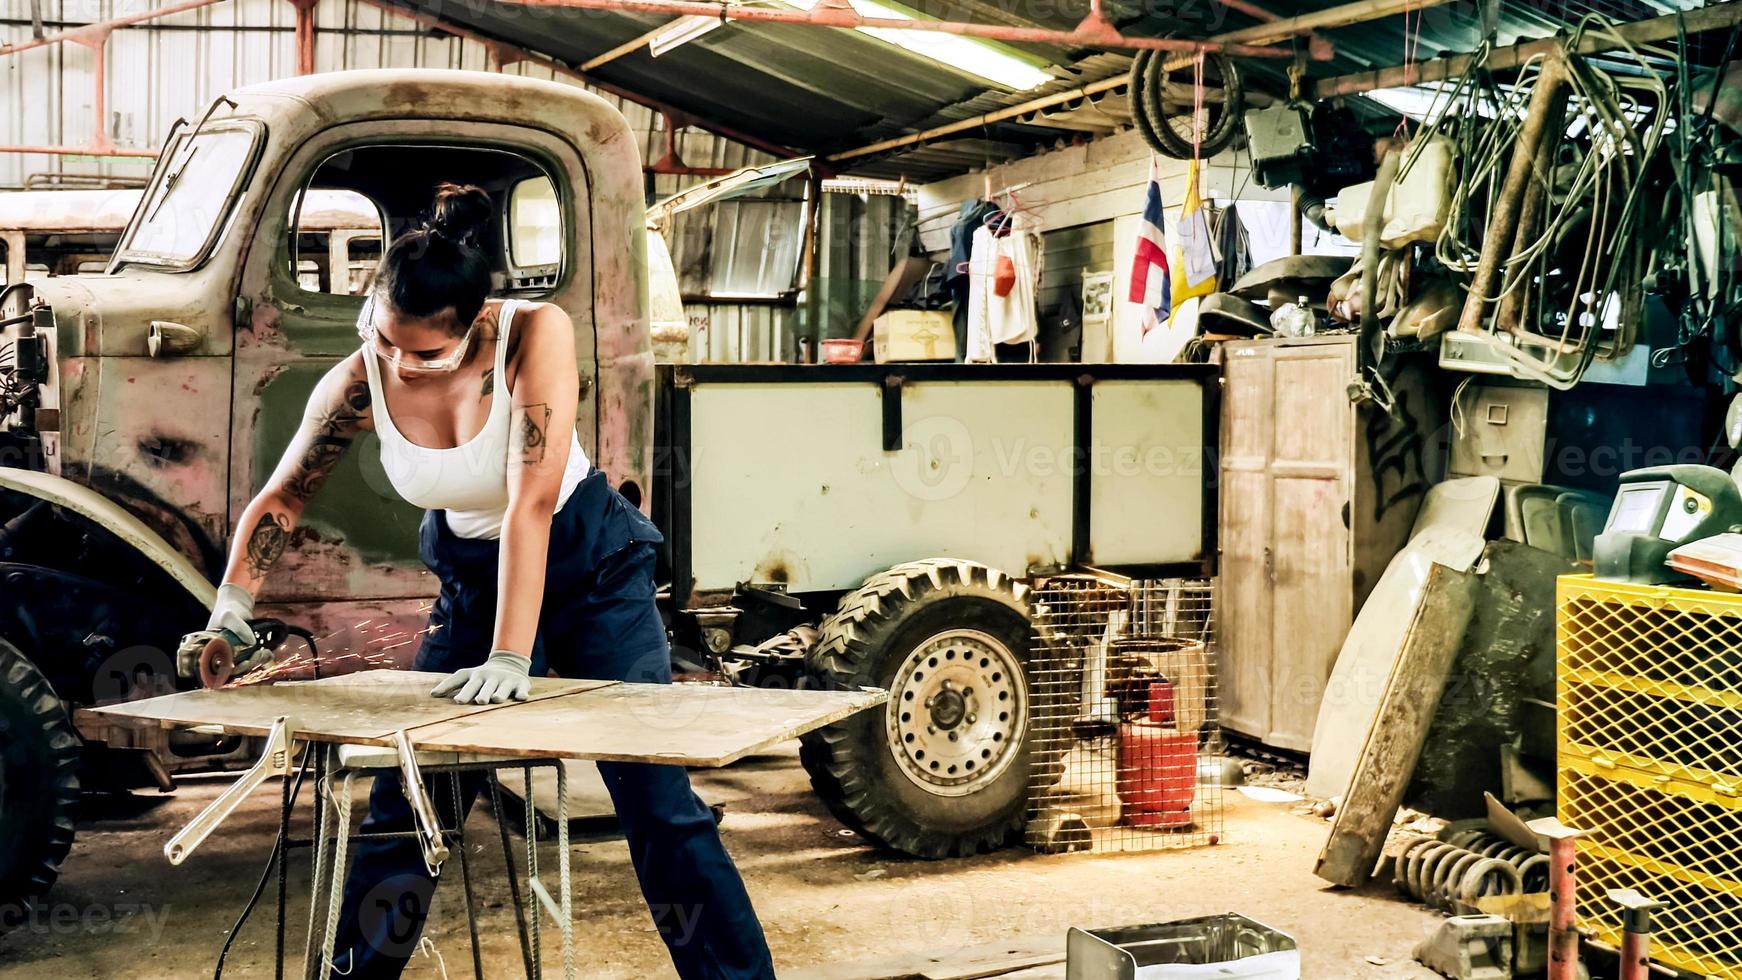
[498,0,1307,56]
[357,0,801,159]
[1314,0,1742,98]
[823,0,1439,165]
[0,0,225,56]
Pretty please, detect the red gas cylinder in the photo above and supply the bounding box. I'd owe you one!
[1116,722,1197,828]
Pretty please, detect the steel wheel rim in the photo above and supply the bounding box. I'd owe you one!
[886,628,1026,797]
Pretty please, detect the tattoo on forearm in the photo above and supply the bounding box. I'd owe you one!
[284,439,345,500]
[480,368,495,400]
[244,512,291,579]
[517,403,552,464]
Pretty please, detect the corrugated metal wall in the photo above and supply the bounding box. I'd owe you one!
[0,0,775,188]
[0,0,814,359]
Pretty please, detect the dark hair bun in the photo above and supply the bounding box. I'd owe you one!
[426,182,492,246]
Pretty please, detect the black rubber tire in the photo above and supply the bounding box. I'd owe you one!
[799,559,1061,859]
[0,636,80,905]
[1139,49,1245,160]
[1127,51,1170,160]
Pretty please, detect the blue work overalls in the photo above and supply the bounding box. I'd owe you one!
[327,470,775,979]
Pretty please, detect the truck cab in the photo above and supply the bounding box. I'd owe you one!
[0,69,654,902]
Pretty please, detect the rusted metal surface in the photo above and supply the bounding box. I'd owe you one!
[2,69,654,622]
[1454,51,1571,338]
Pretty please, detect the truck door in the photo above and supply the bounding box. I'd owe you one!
[232,122,594,627]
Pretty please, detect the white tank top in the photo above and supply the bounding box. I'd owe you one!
[361,298,589,540]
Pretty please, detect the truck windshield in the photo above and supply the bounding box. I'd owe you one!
[116,126,258,269]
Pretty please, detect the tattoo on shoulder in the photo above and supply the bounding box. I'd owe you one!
[244,512,291,579]
[480,368,495,400]
[284,383,368,501]
[517,403,552,464]
[343,379,371,413]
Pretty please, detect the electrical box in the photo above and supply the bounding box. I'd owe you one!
[1243,105,1313,190]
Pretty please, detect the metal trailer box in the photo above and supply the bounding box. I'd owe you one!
[652,362,1219,606]
[1066,914,1300,979]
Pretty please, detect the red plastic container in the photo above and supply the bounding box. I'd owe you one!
[1116,722,1197,828]
[820,338,864,363]
[1146,680,1176,725]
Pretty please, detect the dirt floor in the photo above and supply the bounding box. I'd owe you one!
[0,745,1442,979]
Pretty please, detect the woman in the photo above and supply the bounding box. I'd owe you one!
[184,184,775,979]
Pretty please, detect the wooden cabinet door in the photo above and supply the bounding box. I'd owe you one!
[1218,343,1275,741]
[1263,342,1355,751]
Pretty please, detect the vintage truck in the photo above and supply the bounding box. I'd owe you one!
[0,68,1217,903]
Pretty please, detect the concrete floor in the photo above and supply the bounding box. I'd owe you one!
[0,745,1440,979]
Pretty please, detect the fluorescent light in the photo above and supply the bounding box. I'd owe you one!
[780,0,1052,91]
[650,15,723,57]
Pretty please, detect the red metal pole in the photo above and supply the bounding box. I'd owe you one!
[498,0,1299,56]
[1609,888,1666,980]
[1548,835,1580,980]
[1619,930,1649,980]
[0,0,227,57]
[291,0,318,75]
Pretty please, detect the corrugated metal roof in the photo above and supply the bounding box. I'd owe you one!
[376,0,1723,179]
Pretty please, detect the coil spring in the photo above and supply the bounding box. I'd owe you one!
[1394,831,1547,913]
[1444,830,1552,893]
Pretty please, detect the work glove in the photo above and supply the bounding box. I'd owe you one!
[176,584,258,679]
[432,651,533,705]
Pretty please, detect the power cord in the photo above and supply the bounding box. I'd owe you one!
[213,755,310,980]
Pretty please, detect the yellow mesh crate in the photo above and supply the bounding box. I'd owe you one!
[1558,574,1742,978]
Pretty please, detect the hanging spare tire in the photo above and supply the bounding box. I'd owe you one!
[1129,48,1245,160]
[0,636,81,907]
[800,559,1062,858]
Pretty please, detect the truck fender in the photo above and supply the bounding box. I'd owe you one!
[0,468,215,609]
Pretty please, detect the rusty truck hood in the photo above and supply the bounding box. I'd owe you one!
[7,272,226,359]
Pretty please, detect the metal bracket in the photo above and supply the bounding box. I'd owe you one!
[166,715,298,865]
[392,729,452,872]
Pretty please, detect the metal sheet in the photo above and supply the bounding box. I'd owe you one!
[687,378,1074,592]
[83,669,886,767]
[86,671,610,743]
[1087,379,1206,567]
[1304,524,1486,799]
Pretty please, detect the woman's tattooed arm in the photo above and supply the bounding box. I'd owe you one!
[219,356,373,593]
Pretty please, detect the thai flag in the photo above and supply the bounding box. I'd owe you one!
[1129,159,1171,336]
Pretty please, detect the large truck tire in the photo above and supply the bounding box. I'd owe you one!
[800,559,1061,858]
[0,636,80,905]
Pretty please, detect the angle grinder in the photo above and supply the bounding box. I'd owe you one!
[178,618,316,689]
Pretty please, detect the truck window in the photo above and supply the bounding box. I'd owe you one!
[116,125,260,269]
[287,189,387,296]
[508,176,561,272]
[286,144,564,300]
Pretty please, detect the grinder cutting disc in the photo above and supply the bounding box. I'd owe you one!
[198,634,236,689]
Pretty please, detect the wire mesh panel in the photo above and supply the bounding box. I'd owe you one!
[1557,574,1742,979]
[1027,575,1223,853]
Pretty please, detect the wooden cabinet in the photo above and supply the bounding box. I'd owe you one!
[1216,335,1438,752]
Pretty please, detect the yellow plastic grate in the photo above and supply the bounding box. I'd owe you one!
[1558,575,1742,979]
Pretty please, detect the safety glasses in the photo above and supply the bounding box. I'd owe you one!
[355,294,477,375]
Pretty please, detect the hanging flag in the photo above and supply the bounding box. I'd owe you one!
[1128,158,1171,337]
[1172,158,1218,307]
